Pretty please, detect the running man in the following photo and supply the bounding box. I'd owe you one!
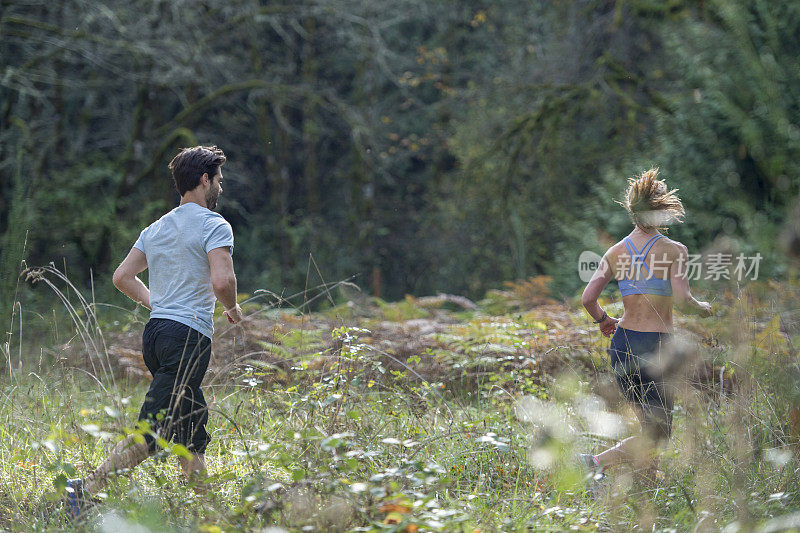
[579,168,711,483]
[65,145,243,517]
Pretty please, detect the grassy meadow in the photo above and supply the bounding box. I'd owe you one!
[1,272,800,532]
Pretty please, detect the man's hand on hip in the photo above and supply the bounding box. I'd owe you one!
[224,304,243,324]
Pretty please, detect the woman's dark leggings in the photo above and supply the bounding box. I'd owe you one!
[608,326,673,443]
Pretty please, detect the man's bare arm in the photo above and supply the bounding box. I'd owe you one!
[208,246,242,323]
[112,248,151,310]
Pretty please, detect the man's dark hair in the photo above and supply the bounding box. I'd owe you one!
[168,145,226,196]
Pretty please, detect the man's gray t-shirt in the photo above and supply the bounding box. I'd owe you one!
[133,202,234,339]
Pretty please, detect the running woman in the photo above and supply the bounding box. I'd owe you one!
[64,146,243,517]
[579,168,711,481]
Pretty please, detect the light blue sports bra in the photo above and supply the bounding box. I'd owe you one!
[617,234,673,297]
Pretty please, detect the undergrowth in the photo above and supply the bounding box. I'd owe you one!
[1,270,799,532]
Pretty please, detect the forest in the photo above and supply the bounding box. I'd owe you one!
[2,0,800,531]
[2,0,798,306]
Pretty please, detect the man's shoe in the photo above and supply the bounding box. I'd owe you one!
[64,478,92,520]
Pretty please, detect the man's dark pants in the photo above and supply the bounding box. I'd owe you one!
[138,318,212,454]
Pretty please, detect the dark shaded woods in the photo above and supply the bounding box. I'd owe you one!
[2,0,798,311]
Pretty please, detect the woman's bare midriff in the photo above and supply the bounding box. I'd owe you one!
[617,293,674,333]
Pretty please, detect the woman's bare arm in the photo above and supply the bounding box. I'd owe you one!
[581,252,619,336]
[670,243,712,317]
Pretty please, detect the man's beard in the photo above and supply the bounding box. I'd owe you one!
[206,188,219,210]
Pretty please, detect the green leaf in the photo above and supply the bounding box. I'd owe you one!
[53,473,67,493]
[170,443,193,459]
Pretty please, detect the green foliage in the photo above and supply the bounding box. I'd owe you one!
[644,0,800,276]
[1,0,796,306]
[3,273,800,530]
[374,296,431,322]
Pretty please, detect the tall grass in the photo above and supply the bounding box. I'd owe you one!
[1,269,799,531]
